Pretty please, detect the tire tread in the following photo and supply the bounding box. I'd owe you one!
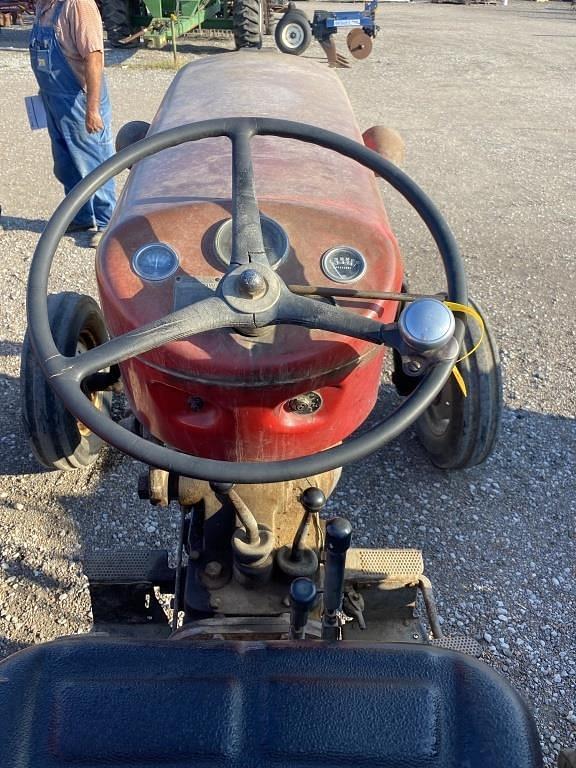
[233,0,262,49]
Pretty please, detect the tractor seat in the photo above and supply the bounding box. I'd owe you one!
[0,637,542,768]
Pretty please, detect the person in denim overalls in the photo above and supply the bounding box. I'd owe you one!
[29,0,116,244]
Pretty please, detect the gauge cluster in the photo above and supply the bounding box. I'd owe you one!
[131,224,369,288]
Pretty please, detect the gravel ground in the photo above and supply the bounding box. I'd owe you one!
[0,1,575,763]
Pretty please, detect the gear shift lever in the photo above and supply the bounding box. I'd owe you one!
[322,517,352,640]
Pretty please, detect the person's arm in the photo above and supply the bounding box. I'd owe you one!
[85,50,104,133]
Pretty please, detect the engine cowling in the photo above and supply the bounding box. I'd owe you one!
[97,52,403,461]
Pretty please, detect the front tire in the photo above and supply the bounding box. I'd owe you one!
[415,299,502,469]
[274,10,312,55]
[233,0,263,49]
[21,292,112,471]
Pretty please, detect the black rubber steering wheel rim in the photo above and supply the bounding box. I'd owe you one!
[27,116,467,483]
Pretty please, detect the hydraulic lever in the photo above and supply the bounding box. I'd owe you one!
[321,517,352,640]
[289,577,317,640]
[277,487,325,579]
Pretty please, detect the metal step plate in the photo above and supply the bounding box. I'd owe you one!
[345,548,424,583]
[430,636,483,658]
[83,549,171,585]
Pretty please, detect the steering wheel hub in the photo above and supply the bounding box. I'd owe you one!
[238,268,267,299]
[221,262,280,314]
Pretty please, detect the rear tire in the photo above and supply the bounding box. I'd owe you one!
[274,10,312,55]
[415,299,502,469]
[233,0,263,49]
[21,292,112,471]
[100,0,131,43]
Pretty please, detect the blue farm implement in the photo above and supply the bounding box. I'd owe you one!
[274,0,378,67]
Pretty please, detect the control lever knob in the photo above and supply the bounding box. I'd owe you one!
[325,516,353,556]
[289,577,317,640]
[398,298,455,352]
[301,487,326,514]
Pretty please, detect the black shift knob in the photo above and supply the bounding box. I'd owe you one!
[301,487,326,514]
[326,517,353,554]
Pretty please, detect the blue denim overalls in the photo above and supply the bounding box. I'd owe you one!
[29,0,116,229]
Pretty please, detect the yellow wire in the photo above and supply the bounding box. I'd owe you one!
[451,365,468,397]
[443,301,485,398]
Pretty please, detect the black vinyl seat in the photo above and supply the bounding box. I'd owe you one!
[0,637,542,768]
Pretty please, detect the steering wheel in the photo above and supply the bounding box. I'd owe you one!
[27,117,467,483]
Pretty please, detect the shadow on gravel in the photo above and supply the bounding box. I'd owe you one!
[0,24,31,52]
[0,371,45,477]
[103,42,141,66]
[2,556,63,593]
[517,10,576,21]
[0,340,22,356]
[172,41,230,55]
[0,637,29,659]
[1,216,46,235]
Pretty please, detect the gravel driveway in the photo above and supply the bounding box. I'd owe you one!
[0,1,575,763]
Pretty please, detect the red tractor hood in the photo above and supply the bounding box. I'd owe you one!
[97,52,404,460]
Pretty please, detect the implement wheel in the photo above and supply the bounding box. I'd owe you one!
[274,9,311,56]
[21,292,112,471]
[415,299,502,469]
[233,0,263,49]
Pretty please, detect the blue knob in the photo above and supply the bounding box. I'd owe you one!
[290,577,317,609]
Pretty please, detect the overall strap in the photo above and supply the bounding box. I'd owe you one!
[50,0,66,25]
[32,0,65,28]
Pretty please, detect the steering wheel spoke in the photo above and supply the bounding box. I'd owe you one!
[229,128,269,269]
[46,296,250,383]
[274,290,396,346]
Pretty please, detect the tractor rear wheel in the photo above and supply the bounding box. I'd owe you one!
[21,292,112,471]
[414,299,502,469]
[233,0,263,49]
[274,9,311,56]
[99,0,134,44]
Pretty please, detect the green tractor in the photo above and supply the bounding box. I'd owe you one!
[102,0,271,50]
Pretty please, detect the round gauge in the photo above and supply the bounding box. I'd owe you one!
[132,243,180,282]
[214,215,290,270]
[321,246,367,283]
